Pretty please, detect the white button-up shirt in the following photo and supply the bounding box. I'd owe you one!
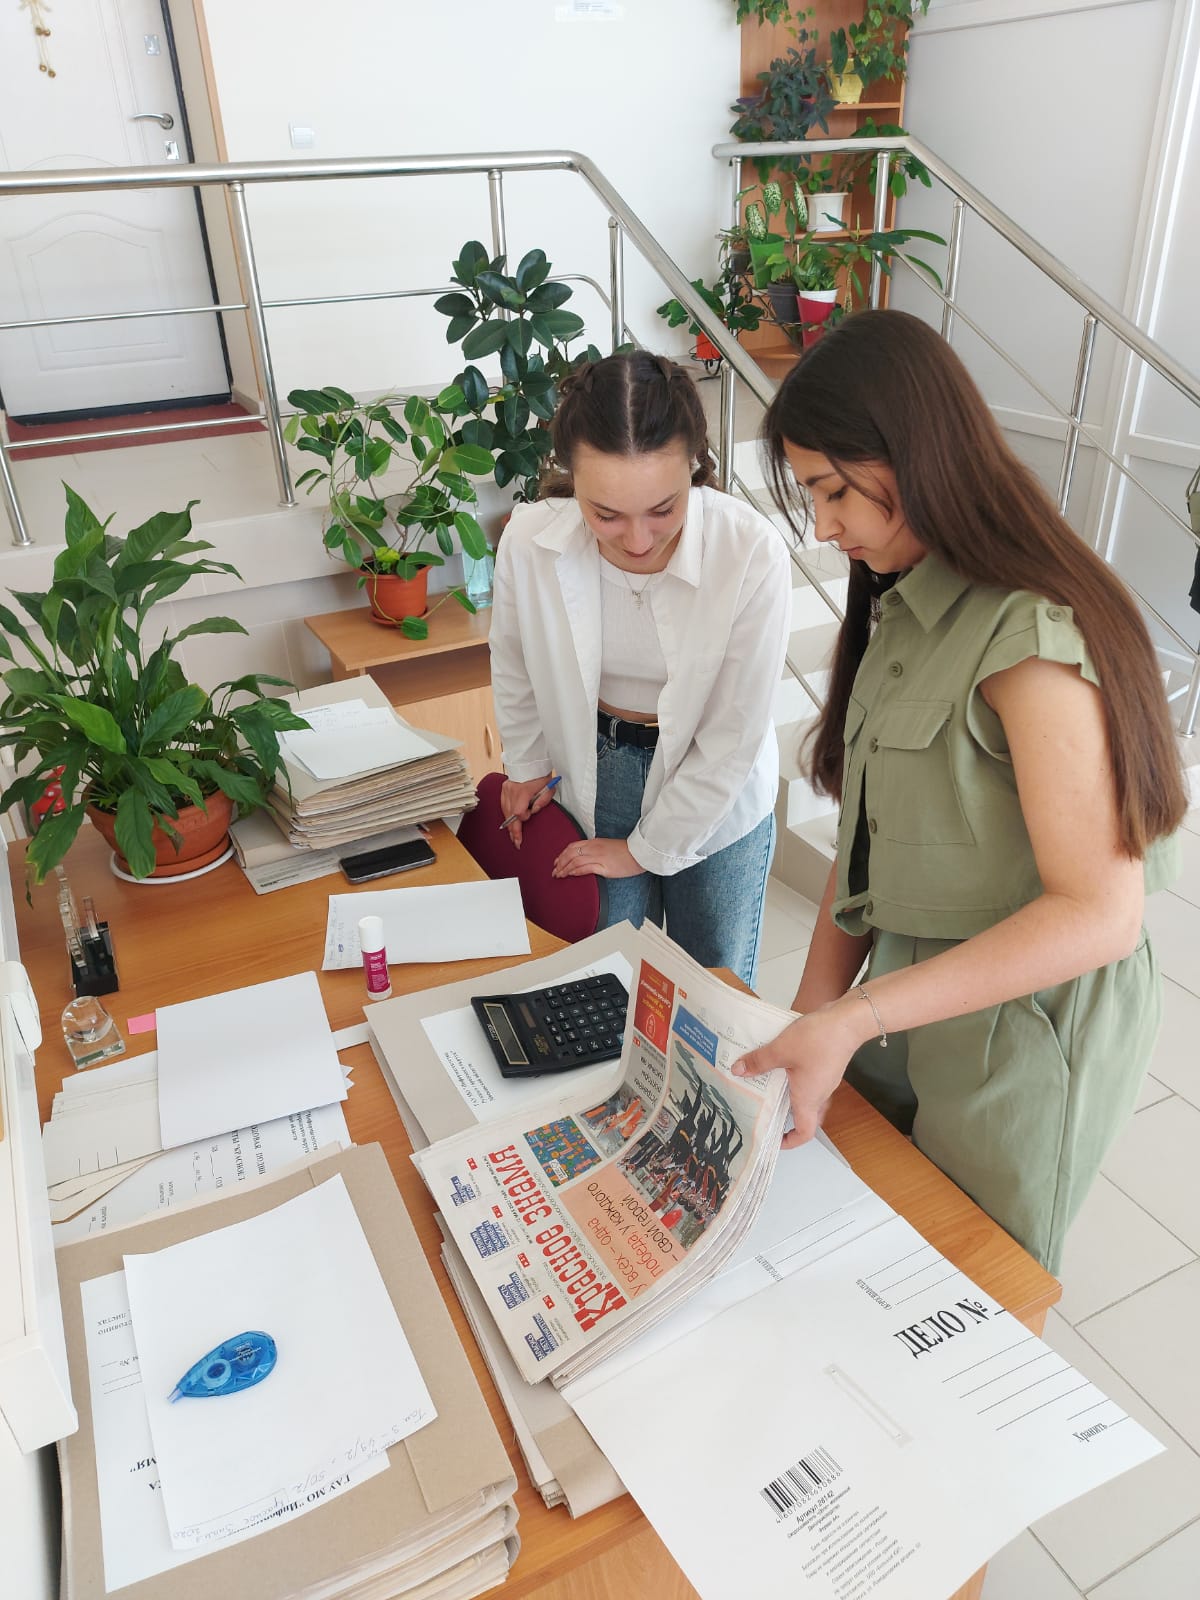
[490,486,791,876]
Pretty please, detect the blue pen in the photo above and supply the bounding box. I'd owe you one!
[168,1330,277,1402]
[499,775,562,830]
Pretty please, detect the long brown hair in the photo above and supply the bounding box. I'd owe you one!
[763,309,1185,856]
[541,351,718,497]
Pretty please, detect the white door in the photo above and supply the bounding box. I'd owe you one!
[0,0,228,418]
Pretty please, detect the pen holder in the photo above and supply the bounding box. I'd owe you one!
[70,923,120,997]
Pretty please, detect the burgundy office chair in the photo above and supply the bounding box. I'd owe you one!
[457,772,605,944]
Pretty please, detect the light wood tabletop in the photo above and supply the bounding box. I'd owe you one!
[12,823,1059,1600]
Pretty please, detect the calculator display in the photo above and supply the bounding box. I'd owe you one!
[481,1002,529,1067]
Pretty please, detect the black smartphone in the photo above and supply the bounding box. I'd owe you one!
[339,838,437,884]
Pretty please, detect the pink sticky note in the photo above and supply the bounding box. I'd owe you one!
[127,1012,157,1034]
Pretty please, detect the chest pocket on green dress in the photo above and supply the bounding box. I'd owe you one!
[876,700,975,846]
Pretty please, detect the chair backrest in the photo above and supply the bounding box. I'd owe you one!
[457,772,603,944]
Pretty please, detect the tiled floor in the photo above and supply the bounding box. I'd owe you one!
[760,805,1200,1598]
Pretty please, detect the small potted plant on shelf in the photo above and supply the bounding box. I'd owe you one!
[829,0,931,96]
[655,269,765,373]
[745,179,808,327]
[0,488,307,883]
[793,246,840,347]
[285,386,494,638]
[730,24,837,182]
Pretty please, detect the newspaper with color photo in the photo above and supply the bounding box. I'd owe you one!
[414,922,793,1386]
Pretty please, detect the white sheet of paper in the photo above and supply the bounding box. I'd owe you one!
[155,972,346,1148]
[282,702,436,781]
[323,880,531,969]
[123,1174,436,1547]
[42,1091,163,1185]
[568,1211,1163,1600]
[53,1103,351,1246]
[419,955,636,1122]
[82,1270,385,1589]
[60,1053,159,1099]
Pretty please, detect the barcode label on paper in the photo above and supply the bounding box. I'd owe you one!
[760,1446,842,1518]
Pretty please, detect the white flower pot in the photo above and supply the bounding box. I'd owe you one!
[807,192,849,234]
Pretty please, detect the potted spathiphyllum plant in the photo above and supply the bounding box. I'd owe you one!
[0,489,307,883]
[285,387,495,638]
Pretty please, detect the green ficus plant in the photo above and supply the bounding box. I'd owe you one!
[434,241,597,502]
[0,488,307,882]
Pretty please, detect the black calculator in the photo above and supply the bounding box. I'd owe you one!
[471,974,630,1079]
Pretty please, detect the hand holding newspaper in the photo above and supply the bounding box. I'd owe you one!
[414,923,795,1386]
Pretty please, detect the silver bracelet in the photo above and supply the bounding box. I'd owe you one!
[855,985,888,1048]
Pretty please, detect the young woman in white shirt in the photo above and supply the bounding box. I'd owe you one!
[490,351,791,985]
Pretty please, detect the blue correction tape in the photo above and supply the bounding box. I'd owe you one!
[168,1330,277,1402]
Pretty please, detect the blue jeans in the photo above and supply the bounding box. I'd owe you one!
[593,733,775,989]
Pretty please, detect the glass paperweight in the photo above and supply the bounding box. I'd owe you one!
[61,995,126,1070]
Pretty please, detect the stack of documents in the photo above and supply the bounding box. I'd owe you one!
[55,1144,519,1600]
[48,971,353,1243]
[266,679,477,855]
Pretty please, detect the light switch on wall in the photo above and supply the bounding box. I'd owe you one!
[289,124,317,150]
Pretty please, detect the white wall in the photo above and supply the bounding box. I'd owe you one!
[192,0,742,397]
[892,0,1200,661]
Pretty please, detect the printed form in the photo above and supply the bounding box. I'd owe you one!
[565,1145,1162,1600]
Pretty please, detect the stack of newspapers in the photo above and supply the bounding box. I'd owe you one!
[365,922,794,1514]
[239,678,476,883]
[55,1144,521,1600]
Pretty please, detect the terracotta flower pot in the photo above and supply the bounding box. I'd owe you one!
[366,566,430,628]
[87,789,235,879]
[694,332,722,363]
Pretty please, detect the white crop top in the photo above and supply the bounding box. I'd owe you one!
[597,557,668,714]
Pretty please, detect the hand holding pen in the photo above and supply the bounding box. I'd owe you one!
[499,775,561,850]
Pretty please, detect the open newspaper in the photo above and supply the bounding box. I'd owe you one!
[413,922,793,1388]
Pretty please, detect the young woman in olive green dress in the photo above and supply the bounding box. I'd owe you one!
[735,310,1186,1273]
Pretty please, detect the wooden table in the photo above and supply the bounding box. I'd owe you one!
[13,825,1059,1600]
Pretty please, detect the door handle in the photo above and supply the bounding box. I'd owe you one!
[484,724,494,758]
[131,110,175,130]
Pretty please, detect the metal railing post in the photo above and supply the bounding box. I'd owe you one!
[940,197,965,343]
[487,169,507,263]
[869,153,891,309]
[226,181,294,507]
[0,439,32,547]
[607,217,625,352]
[718,361,736,492]
[1058,313,1098,516]
[1180,656,1200,739]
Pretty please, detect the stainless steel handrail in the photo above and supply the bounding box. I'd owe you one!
[712,136,1200,412]
[713,134,1200,736]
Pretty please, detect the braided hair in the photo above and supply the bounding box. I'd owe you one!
[540,351,718,499]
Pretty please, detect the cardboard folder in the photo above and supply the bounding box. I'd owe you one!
[55,1144,517,1600]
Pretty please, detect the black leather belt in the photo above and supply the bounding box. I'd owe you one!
[598,709,660,749]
